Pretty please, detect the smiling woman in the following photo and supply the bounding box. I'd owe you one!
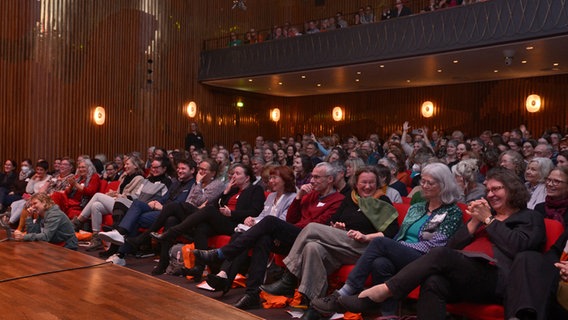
[534,166,568,226]
[347,167,546,319]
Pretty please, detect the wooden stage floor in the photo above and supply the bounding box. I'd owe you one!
[0,240,262,319]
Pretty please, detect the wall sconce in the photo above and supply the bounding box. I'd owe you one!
[236,100,244,108]
[332,106,344,121]
[270,108,281,122]
[93,106,106,125]
[421,101,434,118]
[186,101,197,118]
[525,94,541,113]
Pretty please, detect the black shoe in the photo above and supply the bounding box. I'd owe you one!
[98,245,119,259]
[337,294,381,313]
[181,265,205,282]
[300,308,322,320]
[101,225,113,232]
[233,294,260,310]
[126,233,147,248]
[193,249,220,264]
[260,270,298,297]
[151,265,167,276]
[206,274,231,295]
[149,231,168,241]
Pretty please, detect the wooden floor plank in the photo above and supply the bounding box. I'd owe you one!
[0,241,262,320]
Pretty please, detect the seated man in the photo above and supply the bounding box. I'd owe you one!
[193,162,345,310]
[98,159,196,267]
[13,193,78,250]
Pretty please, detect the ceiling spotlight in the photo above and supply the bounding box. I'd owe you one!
[232,0,247,10]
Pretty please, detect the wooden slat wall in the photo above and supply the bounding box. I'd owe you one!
[0,0,566,165]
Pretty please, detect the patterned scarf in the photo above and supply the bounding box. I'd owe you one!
[544,195,568,225]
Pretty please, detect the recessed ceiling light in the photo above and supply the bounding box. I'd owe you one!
[521,60,527,64]
[316,83,322,87]
[278,82,283,85]
[301,75,306,79]
[356,71,361,75]
[553,63,560,66]
[406,80,411,83]
[355,79,360,82]
[526,46,534,50]
[437,69,442,73]
[453,60,459,64]
[248,79,253,82]
[494,70,499,73]
[379,65,385,68]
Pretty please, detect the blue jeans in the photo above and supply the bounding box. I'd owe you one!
[118,200,160,254]
[345,237,423,315]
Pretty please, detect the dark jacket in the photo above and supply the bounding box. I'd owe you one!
[217,184,265,223]
[449,208,546,294]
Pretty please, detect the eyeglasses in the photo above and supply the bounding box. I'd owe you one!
[546,178,567,186]
[486,185,505,194]
[311,175,329,180]
[419,179,437,187]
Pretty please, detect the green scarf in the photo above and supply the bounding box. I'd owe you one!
[354,190,399,232]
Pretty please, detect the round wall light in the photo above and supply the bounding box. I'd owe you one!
[186,101,197,118]
[332,106,344,121]
[525,94,541,113]
[93,106,106,125]
[270,108,281,122]
[421,101,434,118]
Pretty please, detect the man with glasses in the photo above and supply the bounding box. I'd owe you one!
[193,162,344,310]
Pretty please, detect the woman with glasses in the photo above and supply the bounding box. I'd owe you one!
[341,167,546,320]
[312,163,462,318]
[534,166,568,225]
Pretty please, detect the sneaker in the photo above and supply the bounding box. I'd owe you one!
[98,229,124,245]
[311,290,345,314]
[106,254,126,266]
[86,236,103,252]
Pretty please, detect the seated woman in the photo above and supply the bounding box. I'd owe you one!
[525,157,554,209]
[206,166,297,293]
[499,150,526,183]
[72,154,145,245]
[40,157,75,195]
[312,163,463,318]
[9,160,51,228]
[293,155,313,189]
[260,166,399,319]
[100,159,196,267]
[151,163,265,279]
[452,158,485,203]
[534,166,568,224]
[50,159,101,219]
[0,159,18,212]
[378,157,408,197]
[13,193,78,250]
[123,158,225,263]
[342,168,546,320]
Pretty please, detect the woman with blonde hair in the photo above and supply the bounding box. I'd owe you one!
[13,193,78,250]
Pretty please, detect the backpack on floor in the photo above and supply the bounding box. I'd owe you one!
[166,243,195,276]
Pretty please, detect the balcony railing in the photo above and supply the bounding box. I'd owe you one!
[199,0,568,81]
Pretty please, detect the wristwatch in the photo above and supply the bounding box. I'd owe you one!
[484,216,495,225]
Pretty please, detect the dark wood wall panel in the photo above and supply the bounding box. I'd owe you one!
[0,0,565,165]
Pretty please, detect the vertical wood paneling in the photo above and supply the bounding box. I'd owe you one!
[0,0,566,165]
